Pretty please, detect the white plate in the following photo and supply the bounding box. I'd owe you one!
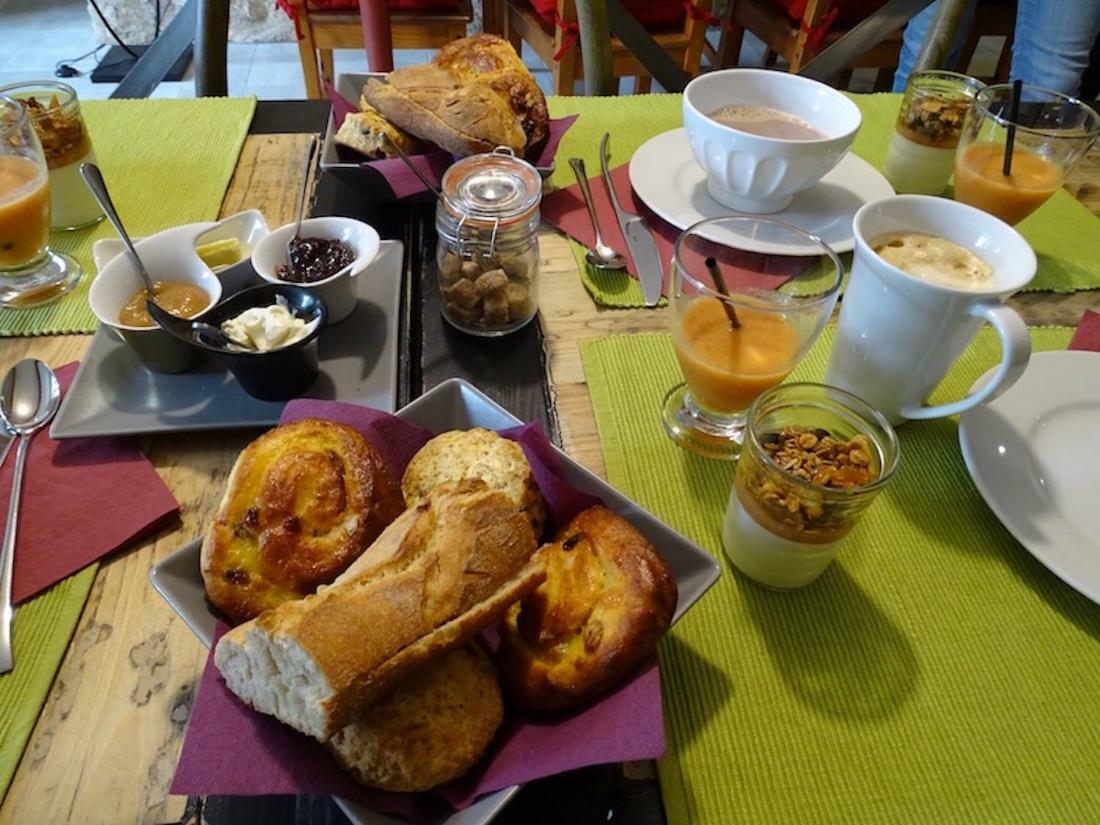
[958,350,1100,604]
[628,128,894,255]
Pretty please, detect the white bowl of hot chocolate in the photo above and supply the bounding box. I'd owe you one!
[682,68,862,214]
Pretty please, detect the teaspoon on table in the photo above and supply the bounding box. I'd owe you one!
[568,157,627,271]
[285,135,320,281]
[0,359,61,674]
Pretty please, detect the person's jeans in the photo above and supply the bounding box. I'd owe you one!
[894,0,1100,95]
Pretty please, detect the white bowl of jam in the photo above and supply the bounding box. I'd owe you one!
[252,216,380,324]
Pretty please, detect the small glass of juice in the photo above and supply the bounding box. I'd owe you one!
[0,95,81,308]
[661,216,843,460]
[954,83,1100,225]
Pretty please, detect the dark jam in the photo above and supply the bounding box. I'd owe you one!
[277,237,354,283]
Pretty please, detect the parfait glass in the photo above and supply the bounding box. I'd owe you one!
[661,216,843,461]
[0,96,81,308]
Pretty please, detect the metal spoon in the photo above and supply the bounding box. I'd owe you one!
[286,135,320,279]
[80,163,157,296]
[568,157,627,270]
[0,359,61,674]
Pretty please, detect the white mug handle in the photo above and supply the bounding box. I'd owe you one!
[900,302,1031,420]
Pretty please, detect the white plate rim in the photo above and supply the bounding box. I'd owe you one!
[958,349,1100,604]
[628,128,894,255]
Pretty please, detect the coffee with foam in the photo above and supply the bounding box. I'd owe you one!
[871,232,992,290]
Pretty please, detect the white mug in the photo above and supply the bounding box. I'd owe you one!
[825,195,1036,423]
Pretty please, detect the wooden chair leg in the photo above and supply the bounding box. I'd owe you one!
[718,24,745,68]
[873,66,894,91]
[635,74,652,94]
[836,68,854,89]
[318,49,335,88]
[295,17,323,98]
[763,48,778,67]
[504,8,523,54]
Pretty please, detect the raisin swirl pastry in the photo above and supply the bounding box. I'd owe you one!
[498,506,678,711]
[202,418,403,624]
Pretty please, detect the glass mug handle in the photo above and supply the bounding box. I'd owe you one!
[899,303,1031,420]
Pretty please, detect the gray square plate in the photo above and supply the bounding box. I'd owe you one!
[150,378,722,825]
[50,240,404,439]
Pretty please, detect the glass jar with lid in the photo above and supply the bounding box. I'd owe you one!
[435,147,541,336]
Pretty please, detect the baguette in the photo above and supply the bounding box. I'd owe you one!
[214,480,542,740]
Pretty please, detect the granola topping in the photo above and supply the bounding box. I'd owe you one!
[896,93,969,149]
[737,425,880,543]
[22,95,91,169]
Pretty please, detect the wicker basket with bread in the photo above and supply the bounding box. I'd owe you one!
[334,34,550,163]
[203,420,676,793]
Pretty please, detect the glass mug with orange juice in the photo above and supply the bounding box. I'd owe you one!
[662,216,843,460]
[954,83,1100,225]
[0,96,81,308]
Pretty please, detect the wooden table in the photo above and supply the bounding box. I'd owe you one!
[1,100,1098,825]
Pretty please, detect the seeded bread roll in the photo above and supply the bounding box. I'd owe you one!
[328,644,502,791]
[201,418,404,624]
[401,428,546,537]
[215,480,543,740]
[498,506,677,711]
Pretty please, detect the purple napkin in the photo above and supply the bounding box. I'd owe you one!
[325,81,578,199]
[171,400,665,819]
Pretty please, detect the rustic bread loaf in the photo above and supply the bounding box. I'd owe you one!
[498,506,677,711]
[201,419,404,624]
[362,34,549,160]
[327,643,503,791]
[214,480,543,740]
[401,428,546,537]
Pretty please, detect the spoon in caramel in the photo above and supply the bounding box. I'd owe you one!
[80,163,158,299]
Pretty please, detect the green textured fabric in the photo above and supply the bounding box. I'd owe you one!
[547,92,1100,307]
[0,564,97,799]
[581,326,1100,824]
[0,98,257,337]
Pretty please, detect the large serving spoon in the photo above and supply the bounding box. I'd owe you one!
[568,157,627,271]
[80,163,158,298]
[0,359,61,673]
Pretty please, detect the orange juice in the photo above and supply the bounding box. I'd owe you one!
[954,141,1062,225]
[0,155,50,269]
[674,297,800,413]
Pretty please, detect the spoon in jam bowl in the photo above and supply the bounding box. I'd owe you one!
[285,135,320,281]
[80,164,158,299]
[0,359,61,673]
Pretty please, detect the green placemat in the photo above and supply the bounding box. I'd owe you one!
[0,97,257,337]
[548,92,1100,307]
[581,326,1100,824]
[0,564,97,799]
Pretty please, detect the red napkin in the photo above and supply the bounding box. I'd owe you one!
[541,163,808,296]
[171,400,664,820]
[1069,309,1100,351]
[325,81,578,199]
[6,362,179,604]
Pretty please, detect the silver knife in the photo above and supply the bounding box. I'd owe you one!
[598,132,663,307]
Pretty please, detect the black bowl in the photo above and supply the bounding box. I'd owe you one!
[148,284,327,401]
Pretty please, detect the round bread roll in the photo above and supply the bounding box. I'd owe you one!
[202,419,404,624]
[328,644,503,792]
[498,506,677,711]
[401,428,546,537]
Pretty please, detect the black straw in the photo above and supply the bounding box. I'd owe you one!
[1002,79,1024,177]
[704,257,741,329]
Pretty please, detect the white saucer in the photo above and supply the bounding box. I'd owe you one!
[958,350,1100,605]
[628,128,894,255]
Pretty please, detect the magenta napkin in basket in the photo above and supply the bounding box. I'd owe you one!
[542,163,809,296]
[8,362,178,604]
[171,400,664,819]
[1069,309,1100,351]
[325,81,578,199]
